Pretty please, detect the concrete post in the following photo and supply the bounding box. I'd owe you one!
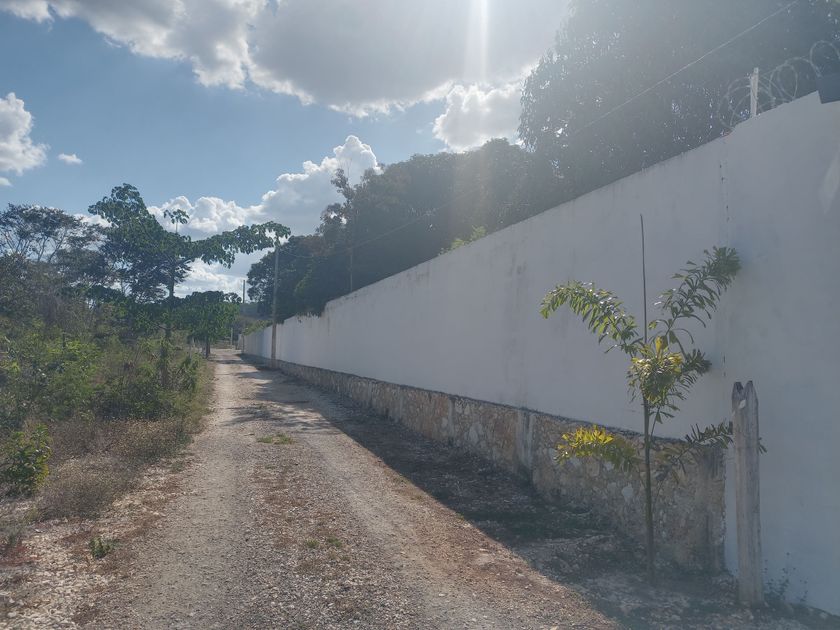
[732,381,764,606]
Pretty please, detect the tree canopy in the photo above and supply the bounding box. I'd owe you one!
[247,139,562,316]
[90,184,289,304]
[519,0,840,201]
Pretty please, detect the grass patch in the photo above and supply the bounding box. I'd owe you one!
[326,536,343,549]
[304,539,319,549]
[257,433,293,445]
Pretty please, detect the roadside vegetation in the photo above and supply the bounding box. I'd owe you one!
[0,190,287,542]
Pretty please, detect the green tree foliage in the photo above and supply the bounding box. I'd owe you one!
[177,291,241,357]
[520,0,839,202]
[1,425,51,496]
[89,184,288,305]
[248,139,561,316]
[541,246,740,579]
[0,190,234,505]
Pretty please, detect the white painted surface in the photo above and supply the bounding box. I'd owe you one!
[245,93,840,613]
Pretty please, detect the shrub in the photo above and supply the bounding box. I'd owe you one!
[0,331,98,429]
[541,244,740,579]
[1,424,52,496]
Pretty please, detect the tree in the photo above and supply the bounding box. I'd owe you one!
[540,244,740,580]
[249,139,563,317]
[0,204,101,330]
[247,235,326,318]
[90,184,289,383]
[177,291,241,357]
[0,204,96,264]
[520,0,839,202]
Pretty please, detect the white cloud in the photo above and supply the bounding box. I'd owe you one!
[0,177,10,187]
[147,135,378,294]
[151,195,263,236]
[433,82,522,151]
[0,0,49,21]
[0,0,569,115]
[57,152,82,165]
[0,92,48,176]
[259,135,378,234]
[177,260,245,296]
[0,0,258,88]
[151,134,377,239]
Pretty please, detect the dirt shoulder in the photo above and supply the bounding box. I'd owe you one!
[2,351,835,629]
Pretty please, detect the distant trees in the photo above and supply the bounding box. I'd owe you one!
[519,0,840,201]
[247,139,562,316]
[177,291,241,357]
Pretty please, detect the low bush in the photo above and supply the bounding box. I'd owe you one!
[1,424,52,496]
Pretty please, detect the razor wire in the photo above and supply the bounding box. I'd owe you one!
[718,40,840,131]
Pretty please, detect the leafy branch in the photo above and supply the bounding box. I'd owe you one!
[540,282,642,355]
[557,425,641,475]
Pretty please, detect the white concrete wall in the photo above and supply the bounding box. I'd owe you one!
[245,93,840,613]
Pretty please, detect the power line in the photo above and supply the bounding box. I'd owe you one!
[562,0,800,143]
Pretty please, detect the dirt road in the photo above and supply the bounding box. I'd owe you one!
[89,351,614,629]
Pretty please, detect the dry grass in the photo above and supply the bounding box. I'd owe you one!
[38,457,135,520]
[35,360,213,521]
[115,417,191,462]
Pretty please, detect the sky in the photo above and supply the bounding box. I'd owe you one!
[0,0,570,293]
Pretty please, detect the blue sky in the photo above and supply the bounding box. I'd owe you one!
[0,0,568,291]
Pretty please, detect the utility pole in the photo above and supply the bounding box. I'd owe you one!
[242,279,246,305]
[270,244,280,368]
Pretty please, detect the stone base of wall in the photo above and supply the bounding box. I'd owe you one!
[247,355,725,571]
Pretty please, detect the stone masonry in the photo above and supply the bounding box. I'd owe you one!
[250,356,726,571]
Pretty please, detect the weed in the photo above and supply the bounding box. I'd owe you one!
[257,434,293,445]
[89,535,116,559]
[326,536,343,549]
[305,539,319,549]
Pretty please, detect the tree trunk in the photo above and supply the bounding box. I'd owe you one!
[204,335,210,358]
[643,399,656,582]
